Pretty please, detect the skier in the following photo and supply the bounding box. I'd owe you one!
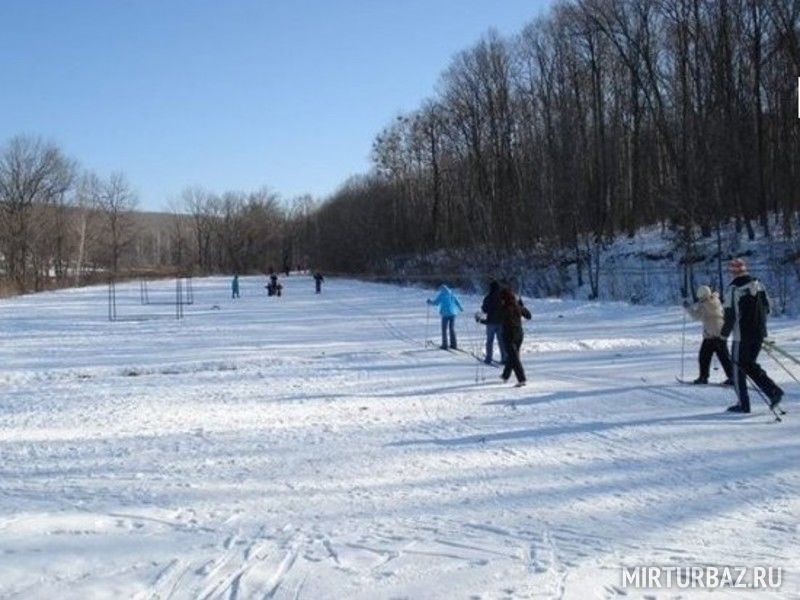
[231,274,240,299]
[683,285,733,384]
[427,284,464,350]
[266,273,283,297]
[475,280,506,365]
[721,258,783,413]
[314,272,324,294]
[499,287,531,387]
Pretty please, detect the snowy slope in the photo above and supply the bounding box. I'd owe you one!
[0,275,799,599]
[391,221,800,315]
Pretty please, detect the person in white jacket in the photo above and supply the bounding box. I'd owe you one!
[684,285,734,385]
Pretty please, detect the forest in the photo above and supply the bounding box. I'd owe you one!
[304,0,800,285]
[2,0,799,295]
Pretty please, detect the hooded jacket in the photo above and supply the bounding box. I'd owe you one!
[501,297,532,338]
[429,285,464,318]
[686,292,724,339]
[721,275,770,342]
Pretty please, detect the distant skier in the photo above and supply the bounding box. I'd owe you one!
[231,274,240,299]
[475,280,506,365]
[721,258,783,413]
[266,273,283,297]
[427,284,464,350]
[314,272,324,294]
[498,287,531,387]
[683,285,733,384]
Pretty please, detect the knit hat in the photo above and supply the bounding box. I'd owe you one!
[696,285,712,300]
[729,258,748,275]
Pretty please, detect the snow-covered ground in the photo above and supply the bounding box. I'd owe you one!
[1,275,798,599]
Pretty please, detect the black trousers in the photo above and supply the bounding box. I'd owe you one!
[698,338,733,380]
[501,328,526,383]
[731,339,783,412]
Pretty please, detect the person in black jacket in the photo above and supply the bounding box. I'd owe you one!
[477,280,506,364]
[266,273,283,297]
[314,272,324,294]
[499,287,531,387]
[721,258,783,413]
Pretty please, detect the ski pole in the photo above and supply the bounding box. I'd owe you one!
[472,318,485,382]
[479,320,486,381]
[732,361,786,421]
[425,303,431,348]
[763,345,800,387]
[465,315,481,382]
[680,307,687,381]
[467,316,476,382]
[763,340,800,367]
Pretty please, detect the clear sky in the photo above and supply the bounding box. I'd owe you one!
[0,0,552,211]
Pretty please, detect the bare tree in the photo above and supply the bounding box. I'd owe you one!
[0,136,75,291]
[71,172,103,285]
[96,172,138,276]
[296,0,800,290]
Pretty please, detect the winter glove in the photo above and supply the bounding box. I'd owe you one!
[426,299,433,305]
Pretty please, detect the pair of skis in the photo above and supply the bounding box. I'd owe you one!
[676,376,786,421]
[677,338,795,422]
[675,378,731,388]
[426,339,501,367]
[449,346,502,368]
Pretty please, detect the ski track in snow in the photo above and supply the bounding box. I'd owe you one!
[1,275,799,599]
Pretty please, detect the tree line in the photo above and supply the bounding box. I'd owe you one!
[5,0,799,296]
[0,135,300,294]
[293,0,800,292]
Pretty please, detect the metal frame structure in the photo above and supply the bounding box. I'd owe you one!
[108,276,193,321]
[139,277,194,306]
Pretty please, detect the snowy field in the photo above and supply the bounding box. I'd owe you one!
[1,275,799,599]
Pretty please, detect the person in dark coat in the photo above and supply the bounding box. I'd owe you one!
[266,273,283,297]
[314,272,324,294]
[231,274,240,299]
[499,287,531,387]
[721,258,783,413]
[476,280,506,364]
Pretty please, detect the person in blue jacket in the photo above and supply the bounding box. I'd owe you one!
[427,284,464,350]
[231,274,240,299]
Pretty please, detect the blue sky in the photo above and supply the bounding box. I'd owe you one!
[0,0,552,211]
